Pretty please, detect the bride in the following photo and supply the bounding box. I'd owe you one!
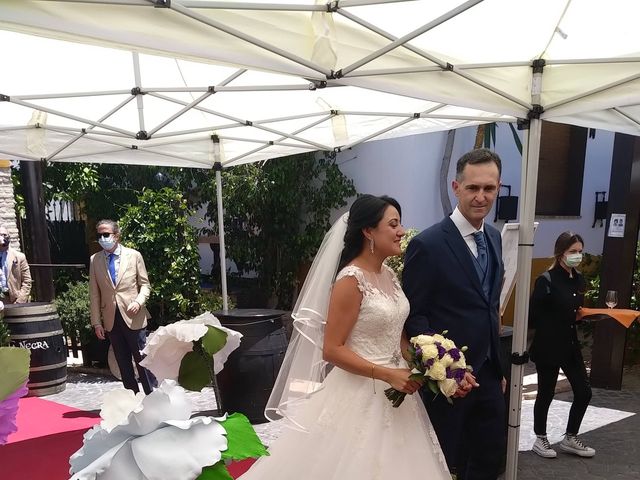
[239,194,450,479]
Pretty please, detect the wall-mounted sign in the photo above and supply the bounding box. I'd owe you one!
[608,213,626,238]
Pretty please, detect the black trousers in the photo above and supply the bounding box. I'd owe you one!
[533,349,592,436]
[107,309,154,395]
[423,361,506,480]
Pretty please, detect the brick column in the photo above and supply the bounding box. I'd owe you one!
[0,159,20,250]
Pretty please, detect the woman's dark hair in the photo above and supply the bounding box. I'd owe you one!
[551,231,584,268]
[338,194,401,271]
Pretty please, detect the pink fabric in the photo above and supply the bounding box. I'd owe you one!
[6,396,100,444]
[0,382,28,445]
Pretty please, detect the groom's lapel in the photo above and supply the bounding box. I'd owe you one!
[485,228,503,293]
[441,218,487,301]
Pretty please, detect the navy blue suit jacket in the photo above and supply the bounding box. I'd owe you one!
[403,216,504,378]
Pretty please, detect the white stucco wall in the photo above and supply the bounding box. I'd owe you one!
[338,124,614,260]
[196,124,617,274]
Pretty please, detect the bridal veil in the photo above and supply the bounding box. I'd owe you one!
[264,213,348,429]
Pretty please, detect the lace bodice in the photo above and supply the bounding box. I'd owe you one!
[336,264,409,364]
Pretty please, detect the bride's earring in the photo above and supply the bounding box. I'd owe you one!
[369,237,375,254]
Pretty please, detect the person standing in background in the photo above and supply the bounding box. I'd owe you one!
[529,231,595,459]
[0,224,32,304]
[89,219,154,395]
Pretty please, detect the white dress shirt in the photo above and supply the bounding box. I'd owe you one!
[450,206,485,258]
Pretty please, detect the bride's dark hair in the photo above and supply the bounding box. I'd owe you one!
[338,194,401,271]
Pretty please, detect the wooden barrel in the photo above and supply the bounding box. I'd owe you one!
[4,302,67,396]
[214,309,288,424]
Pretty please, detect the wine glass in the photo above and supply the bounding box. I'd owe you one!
[605,290,618,309]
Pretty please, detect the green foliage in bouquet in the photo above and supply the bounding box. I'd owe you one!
[54,279,94,346]
[385,228,419,284]
[120,188,201,326]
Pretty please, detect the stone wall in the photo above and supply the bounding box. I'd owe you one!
[0,159,21,250]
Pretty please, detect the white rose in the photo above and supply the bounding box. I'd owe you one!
[450,357,467,370]
[428,361,447,381]
[439,353,454,368]
[432,334,446,344]
[441,339,455,350]
[421,344,439,361]
[413,335,435,346]
[439,378,458,397]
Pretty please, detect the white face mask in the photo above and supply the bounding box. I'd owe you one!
[564,253,583,268]
[98,236,117,251]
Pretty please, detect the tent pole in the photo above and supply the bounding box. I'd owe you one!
[505,64,544,480]
[215,166,228,312]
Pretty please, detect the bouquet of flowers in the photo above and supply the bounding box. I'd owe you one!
[385,331,472,407]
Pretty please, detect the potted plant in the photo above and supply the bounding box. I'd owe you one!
[55,279,108,368]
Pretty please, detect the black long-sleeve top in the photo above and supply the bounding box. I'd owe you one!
[528,264,585,365]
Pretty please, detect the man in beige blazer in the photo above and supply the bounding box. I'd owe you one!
[0,225,32,304]
[89,219,154,394]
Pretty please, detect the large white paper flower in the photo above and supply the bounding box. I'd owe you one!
[69,380,227,480]
[140,312,242,383]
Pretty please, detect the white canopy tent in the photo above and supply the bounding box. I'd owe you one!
[2,1,640,478]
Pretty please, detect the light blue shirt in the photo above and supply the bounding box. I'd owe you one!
[0,250,7,289]
[103,244,122,283]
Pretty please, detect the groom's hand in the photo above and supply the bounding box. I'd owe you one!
[453,372,479,398]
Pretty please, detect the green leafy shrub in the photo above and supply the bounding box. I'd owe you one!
[202,153,356,309]
[198,290,235,314]
[0,317,10,346]
[120,188,201,326]
[54,280,93,346]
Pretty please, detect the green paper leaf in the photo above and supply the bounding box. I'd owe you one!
[220,413,269,461]
[202,325,228,355]
[0,347,31,402]
[178,351,210,391]
[196,461,234,480]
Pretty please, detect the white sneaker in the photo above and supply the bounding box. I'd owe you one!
[532,435,557,458]
[559,434,596,457]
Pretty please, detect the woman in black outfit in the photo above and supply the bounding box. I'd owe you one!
[529,231,595,459]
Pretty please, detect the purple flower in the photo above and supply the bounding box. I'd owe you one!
[436,344,447,358]
[448,348,461,361]
[424,358,435,370]
[452,368,466,382]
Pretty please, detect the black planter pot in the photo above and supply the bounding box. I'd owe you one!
[82,336,110,368]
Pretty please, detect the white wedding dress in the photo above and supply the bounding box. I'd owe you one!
[239,265,450,480]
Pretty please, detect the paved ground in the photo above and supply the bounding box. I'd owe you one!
[48,360,640,479]
[510,363,640,480]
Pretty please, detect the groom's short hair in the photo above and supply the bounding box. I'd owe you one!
[456,148,502,181]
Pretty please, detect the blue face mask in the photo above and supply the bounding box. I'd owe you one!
[98,236,117,251]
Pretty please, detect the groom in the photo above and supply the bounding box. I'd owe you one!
[403,148,506,480]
